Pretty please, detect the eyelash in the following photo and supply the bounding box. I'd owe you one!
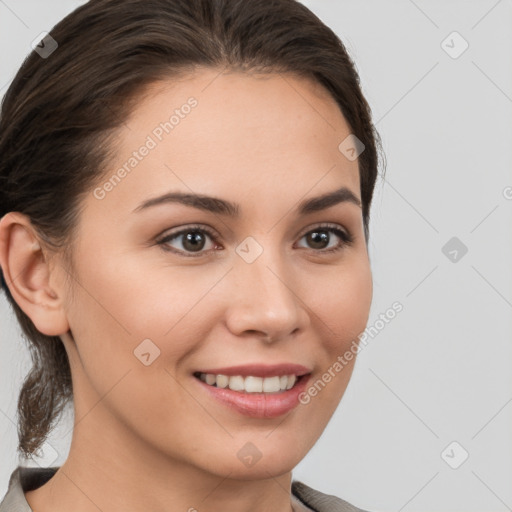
[156,223,354,258]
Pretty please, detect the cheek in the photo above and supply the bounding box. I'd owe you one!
[63,259,208,430]
[72,245,228,339]
[295,259,371,427]
[338,262,372,337]
[306,256,373,349]
[63,250,235,414]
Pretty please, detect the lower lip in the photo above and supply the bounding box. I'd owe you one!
[194,374,311,418]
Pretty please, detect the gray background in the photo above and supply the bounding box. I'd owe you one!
[1,1,511,511]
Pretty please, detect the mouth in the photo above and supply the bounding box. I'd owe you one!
[193,371,309,394]
[192,367,313,418]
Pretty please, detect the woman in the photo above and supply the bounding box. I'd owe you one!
[0,0,383,511]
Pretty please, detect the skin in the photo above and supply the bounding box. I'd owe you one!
[0,68,372,512]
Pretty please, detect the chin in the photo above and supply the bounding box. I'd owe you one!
[198,447,302,480]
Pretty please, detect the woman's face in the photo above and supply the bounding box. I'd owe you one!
[55,68,372,478]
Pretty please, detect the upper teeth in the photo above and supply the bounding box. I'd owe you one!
[198,373,297,393]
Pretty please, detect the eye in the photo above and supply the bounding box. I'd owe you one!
[156,222,354,257]
[296,223,353,253]
[156,225,220,257]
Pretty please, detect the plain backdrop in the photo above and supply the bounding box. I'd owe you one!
[1,1,512,511]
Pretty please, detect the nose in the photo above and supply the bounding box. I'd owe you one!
[224,244,310,343]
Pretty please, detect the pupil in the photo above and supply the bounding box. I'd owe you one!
[184,232,205,252]
[308,230,328,249]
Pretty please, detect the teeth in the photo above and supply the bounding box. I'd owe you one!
[197,373,298,393]
[245,376,263,393]
[216,374,229,388]
[229,375,245,391]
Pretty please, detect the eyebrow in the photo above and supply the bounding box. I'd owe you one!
[132,186,361,216]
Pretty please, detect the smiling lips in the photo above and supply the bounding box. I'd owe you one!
[193,363,312,417]
[193,363,311,393]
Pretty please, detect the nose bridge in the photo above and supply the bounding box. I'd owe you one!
[226,237,306,338]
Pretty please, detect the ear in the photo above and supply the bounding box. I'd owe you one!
[0,212,70,336]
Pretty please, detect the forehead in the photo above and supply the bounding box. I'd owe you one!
[93,68,360,216]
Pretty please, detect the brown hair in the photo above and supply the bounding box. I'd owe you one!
[0,0,384,458]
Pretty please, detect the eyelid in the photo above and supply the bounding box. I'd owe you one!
[296,222,352,242]
[156,223,219,241]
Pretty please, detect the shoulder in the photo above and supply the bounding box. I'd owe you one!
[0,466,25,512]
[0,466,59,512]
[292,479,371,512]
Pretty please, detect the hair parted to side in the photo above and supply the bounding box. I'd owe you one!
[0,0,384,458]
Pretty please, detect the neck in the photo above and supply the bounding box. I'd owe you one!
[25,403,296,512]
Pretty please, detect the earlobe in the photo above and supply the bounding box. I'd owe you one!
[0,212,70,336]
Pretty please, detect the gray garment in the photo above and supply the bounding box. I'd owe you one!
[0,466,369,512]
